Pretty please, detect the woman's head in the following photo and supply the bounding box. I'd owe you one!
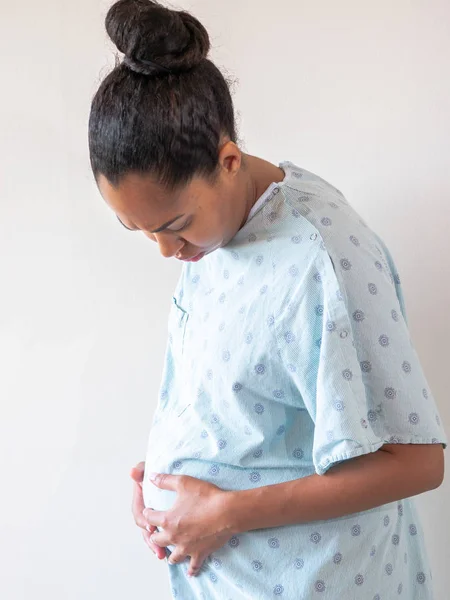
[89,0,250,260]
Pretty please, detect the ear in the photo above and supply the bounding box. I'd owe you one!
[217,140,242,177]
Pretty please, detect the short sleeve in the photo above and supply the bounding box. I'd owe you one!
[274,240,447,476]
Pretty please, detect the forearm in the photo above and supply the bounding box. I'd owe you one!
[225,444,444,534]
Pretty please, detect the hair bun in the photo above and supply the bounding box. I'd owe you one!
[105,0,210,74]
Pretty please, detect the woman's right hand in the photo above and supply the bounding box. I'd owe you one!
[131,461,167,560]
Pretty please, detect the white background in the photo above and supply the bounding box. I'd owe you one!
[1,1,449,598]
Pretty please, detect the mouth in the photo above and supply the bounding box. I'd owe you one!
[180,251,206,262]
[178,243,222,262]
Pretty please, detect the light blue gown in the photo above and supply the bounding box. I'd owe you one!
[143,161,447,599]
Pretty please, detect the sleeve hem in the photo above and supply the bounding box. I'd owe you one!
[316,436,447,476]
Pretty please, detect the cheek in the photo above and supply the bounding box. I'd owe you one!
[143,232,157,242]
[196,203,231,243]
[189,220,224,248]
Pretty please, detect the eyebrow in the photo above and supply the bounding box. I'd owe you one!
[116,214,185,233]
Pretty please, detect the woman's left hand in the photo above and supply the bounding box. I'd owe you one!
[143,472,236,577]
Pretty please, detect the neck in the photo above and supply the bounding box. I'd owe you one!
[240,154,285,226]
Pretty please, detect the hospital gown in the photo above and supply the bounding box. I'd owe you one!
[142,161,447,599]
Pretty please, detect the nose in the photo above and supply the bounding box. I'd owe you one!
[150,232,185,258]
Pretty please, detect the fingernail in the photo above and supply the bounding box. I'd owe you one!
[145,525,151,532]
[148,472,158,481]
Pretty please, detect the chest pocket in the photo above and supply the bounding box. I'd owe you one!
[168,296,189,358]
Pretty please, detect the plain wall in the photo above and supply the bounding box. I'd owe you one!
[1,1,449,598]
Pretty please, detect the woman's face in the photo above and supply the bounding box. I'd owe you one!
[97,141,251,262]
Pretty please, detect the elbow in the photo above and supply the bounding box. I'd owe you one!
[383,442,445,494]
[422,445,445,492]
[430,455,445,490]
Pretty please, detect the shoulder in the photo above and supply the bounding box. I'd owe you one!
[280,161,345,197]
[277,164,394,286]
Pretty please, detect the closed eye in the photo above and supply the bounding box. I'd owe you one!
[116,215,136,230]
[117,214,190,234]
[169,219,191,233]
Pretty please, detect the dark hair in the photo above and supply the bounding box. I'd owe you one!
[88,0,237,190]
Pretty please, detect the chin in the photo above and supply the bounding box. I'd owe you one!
[205,242,223,255]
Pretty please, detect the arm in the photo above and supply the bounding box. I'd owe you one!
[144,443,444,577]
[225,444,444,534]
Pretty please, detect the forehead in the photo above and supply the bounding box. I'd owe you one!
[97,172,181,215]
[97,171,216,215]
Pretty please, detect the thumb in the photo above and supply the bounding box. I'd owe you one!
[148,472,179,491]
[130,461,145,484]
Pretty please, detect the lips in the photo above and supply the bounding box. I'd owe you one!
[181,251,205,262]
[178,243,222,261]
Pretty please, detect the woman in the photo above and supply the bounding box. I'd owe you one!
[89,1,447,598]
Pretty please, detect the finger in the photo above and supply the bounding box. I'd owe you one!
[145,526,168,560]
[142,508,166,527]
[142,528,155,554]
[130,461,145,483]
[167,548,188,566]
[147,472,181,491]
[188,554,206,577]
[142,529,166,560]
[132,481,149,529]
[149,530,172,548]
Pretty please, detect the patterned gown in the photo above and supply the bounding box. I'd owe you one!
[142,161,447,599]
